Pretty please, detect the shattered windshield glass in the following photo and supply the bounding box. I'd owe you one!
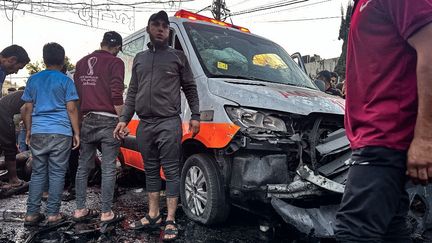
[183,22,316,89]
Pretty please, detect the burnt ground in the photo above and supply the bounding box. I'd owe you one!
[0,185,307,243]
[1,164,431,243]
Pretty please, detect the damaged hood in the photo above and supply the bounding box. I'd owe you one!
[208,78,345,116]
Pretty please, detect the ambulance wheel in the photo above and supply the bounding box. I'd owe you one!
[180,153,230,225]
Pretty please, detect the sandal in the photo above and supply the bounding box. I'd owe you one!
[100,212,125,226]
[46,213,67,227]
[162,220,179,242]
[72,209,99,222]
[24,213,46,227]
[1,179,26,190]
[129,214,162,230]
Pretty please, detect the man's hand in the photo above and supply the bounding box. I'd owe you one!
[25,131,31,146]
[189,120,200,138]
[407,136,432,185]
[114,122,129,140]
[72,134,80,150]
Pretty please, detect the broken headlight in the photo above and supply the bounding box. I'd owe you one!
[225,106,287,132]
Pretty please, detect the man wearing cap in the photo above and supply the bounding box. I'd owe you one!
[73,31,125,225]
[114,10,200,241]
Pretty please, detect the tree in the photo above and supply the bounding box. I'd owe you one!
[334,3,353,80]
[26,61,44,75]
[26,56,75,75]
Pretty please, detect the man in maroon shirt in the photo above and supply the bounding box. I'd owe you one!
[72,31,125,225]
[335,0,432,242]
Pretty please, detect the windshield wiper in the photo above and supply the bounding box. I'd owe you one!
[211,74,317,90]
[210,74,271,83]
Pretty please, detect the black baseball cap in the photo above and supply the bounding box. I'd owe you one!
[102,31,123,50]
[148,10,169,25]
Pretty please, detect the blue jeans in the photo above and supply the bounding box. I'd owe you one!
[26,134,71,216]
[18,125,28,152]
[75,113,120,213]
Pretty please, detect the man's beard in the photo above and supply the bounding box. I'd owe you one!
[150,35,168,47]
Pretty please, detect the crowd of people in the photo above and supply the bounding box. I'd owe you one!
[0,10,198,241]
[1,1,432,242]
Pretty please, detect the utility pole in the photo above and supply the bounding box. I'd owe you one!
[212,0,229,21]
[213,0,222,20]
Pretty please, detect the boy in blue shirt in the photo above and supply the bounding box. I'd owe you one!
[21,42,80,226]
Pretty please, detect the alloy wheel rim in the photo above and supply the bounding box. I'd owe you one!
[185,165,208,216]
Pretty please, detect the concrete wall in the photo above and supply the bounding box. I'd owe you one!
[305,57,339,78]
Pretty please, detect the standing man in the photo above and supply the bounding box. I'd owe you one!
[22,42,80,226]
[0,90,27,189]
[335,0,432,242]
[73,31,125,225]
[0,45,30,97]
[114,11,200,241]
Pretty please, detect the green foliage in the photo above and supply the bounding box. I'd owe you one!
[25,56,75,75]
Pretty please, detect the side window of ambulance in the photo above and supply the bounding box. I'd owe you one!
[118,36,146,91]
[169,29,184,52]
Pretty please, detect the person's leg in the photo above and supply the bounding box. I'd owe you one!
[130,121,162,227]
[383,189,411,243]
[1,121,21,185]
[26,135,49,221]
[334,147,411,243]
[74,119,97,218]
[18,124,28,152]
[4,143,20,185]
[157,118,182,240]
[46,135,72,221]
[99,119,121,221]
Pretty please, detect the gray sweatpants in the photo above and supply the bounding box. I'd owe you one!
[136,116,182,197]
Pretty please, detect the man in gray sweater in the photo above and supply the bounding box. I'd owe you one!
[114,10,200,241]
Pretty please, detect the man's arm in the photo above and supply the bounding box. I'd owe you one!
[119,57,138,123]
[66,100,80,150]
[110,59,125,117]
[179,54,200,121]
[115,56,139,140]
[21,103,33,145]
[179,53,200,137]
[407,22,432,184]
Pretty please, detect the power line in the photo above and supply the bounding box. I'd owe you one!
[2,0,193,7]
[259,16,340,22]
[229,0,254,8]
[3,5,129,33]
[230,0,308,16]
[236,0,335,19]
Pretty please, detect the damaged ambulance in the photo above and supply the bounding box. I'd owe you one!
[118,10,351,238]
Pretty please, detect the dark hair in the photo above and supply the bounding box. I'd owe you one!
[7,87,16,92]
[330,72,339,79]
[101,31,122,49]
[43,42,65,66]
[0,45,30,64]
[317,70,332,83]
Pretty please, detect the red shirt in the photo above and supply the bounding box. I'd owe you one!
[74,50,125,115]
[345,0,432,151]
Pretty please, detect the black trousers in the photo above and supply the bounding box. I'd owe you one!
[136,117,182,197]
[334,146,412,243]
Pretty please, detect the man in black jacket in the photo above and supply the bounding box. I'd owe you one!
[114,10,200,241]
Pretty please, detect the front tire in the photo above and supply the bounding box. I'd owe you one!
[180,153,230,225]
